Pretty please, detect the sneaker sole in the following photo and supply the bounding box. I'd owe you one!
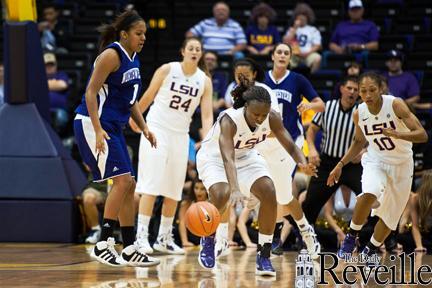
[90,252,125,267]
[255,269,276,277]
[153,244,185,255]
[197,253,215,270]
[216,248,230,259]
[120,258,161,267]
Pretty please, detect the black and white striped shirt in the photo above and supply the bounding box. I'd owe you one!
[312,99,358,158]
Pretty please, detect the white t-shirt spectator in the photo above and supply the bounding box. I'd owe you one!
[286,25,321,54]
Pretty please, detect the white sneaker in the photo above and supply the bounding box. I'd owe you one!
[119,243,160,267]
[153,233,185,255]
[90,237,124,266]
[215,237,230,258]
[300,225,321,260]
[136,236,154,254]
[85,229,101,244]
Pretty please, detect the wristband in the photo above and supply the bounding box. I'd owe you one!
[339,160,345,167]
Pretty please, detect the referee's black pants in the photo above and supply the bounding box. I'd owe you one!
[302,153,363,225]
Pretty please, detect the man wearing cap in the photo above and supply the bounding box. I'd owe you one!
[44,52,70,130]
[329,0,379,55]
[383,49,420,105]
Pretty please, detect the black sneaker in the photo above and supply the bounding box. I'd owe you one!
[119,243,160,267]
[90,237,124,266]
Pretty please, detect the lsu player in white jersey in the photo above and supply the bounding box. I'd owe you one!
[129,37,213,254]
[328,72,428,267]
[214,58,281,258]
[196,76,317,275]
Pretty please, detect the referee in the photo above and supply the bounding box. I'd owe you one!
[302,76,363,225]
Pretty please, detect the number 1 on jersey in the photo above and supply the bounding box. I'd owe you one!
[130,84,139,104]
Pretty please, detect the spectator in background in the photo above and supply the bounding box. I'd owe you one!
[186,2,246,59]
[203,51,229,114]
[245,3,280,56]
[332,61,362,99]
[329,0,379,55]
[283,3,322,73]
[178,178,208,247]
[383,50,420,105]
[409,170,432,253]
[38,3,70,52]
[0,63,4,106]
[44,52,70,131]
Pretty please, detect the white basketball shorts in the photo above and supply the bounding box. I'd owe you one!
[135,125,189,201]
[359,153,414,230]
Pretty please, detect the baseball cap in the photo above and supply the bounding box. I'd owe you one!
[349,0,363,9]
[387,49,404,61]
[44,52,57,64]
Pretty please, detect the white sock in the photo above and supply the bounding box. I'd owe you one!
[370,235,382,248]
[137,214,151,238]
[216,222,229,240]
[295,215,309,231]
[350,221,363,231]
[258,233,273,246]
[158,216,174,236]
[91,225,101,230]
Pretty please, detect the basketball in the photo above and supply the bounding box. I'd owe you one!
[185,202,220,237]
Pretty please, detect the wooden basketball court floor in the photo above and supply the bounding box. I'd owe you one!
[1,243,431,287]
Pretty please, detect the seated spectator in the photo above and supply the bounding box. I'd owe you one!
[203,51,229,114]
[44,52,69,131]
[38,3,70,52]
[409,170,432,253]
[186,2,246,59]
[382,50,420,105]
[245,3,280,56]
[329,0,379,55]
[0,63,4,106]
[331,62,362,99]
[283,3,322,73]
[178,178,208,247]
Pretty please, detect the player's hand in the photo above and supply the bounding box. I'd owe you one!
[143,127,157,148]
[230,189,246,205]
[128,118,141,133]
[327,163,343,186]
[297,102,311,113]
[383,128,399,139]
[308,149,321,167]
[298,162,317,177]
[95,129,110,154]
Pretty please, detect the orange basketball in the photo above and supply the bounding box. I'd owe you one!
[185,201,220,237]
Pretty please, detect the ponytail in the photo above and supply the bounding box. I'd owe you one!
[97,10,144,53]
[97,24,117,53]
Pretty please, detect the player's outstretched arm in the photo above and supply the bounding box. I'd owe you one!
[219,115,241,194]
[130,102,157,148]
[199,76,214,138]
[383,98,428,143]
[129,63,170,132]
[327,110,366,186]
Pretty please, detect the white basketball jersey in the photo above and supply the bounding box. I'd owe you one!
[358,95,412,164]
[146,62,206,133]
[200,107,272,161]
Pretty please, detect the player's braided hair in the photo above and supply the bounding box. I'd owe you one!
[231,75,271,109]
